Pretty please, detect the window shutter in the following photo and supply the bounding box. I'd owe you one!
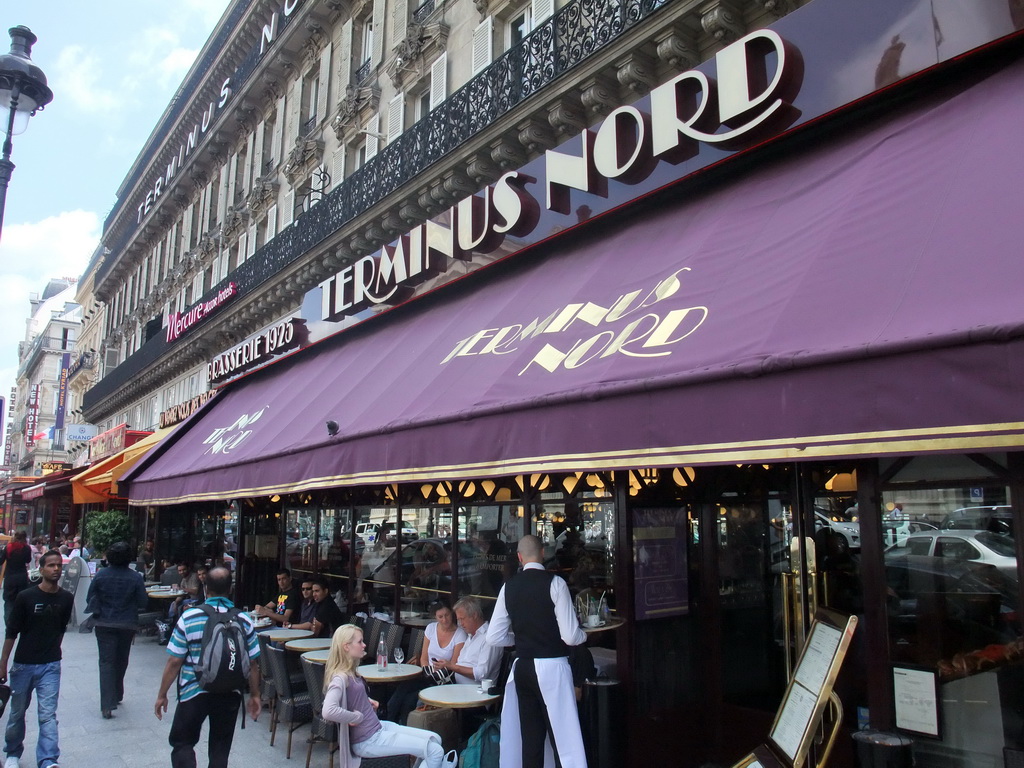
[386,94,404,143]
[266,205,278,241]
[332,145,346,183]
[283,189,295,228]
[271,95,286,166]
[253,120,265,178]
[227,152,239,205]
[429,53,447,110]
[242,133,255,193]
[532,0,554,25]
[472,17,493,75]
[286,79,302,148]
[237,232,248,265]
[371,0,385,67]
[338,20,353,91]
[365,114,380,159]
[247,224,257,257]
[317,42,332,124]
[391,0,408,49]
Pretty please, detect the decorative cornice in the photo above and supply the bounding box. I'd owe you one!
[616,51,657,95]
[547,95,587,140]
[654,23,700,72]
[246,175,281,217]
[700,0,745,44]
[283,136,325,185]
[331,85,381,140]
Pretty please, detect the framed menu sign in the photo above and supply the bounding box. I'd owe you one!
[732,608,858,768]
[892,665,941,738]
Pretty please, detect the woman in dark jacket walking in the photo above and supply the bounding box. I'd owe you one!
[0,531,32,623]
[86,541,148,719]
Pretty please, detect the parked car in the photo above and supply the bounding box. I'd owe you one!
[815,510,861,553]
[884,553,1019,661]
[887,530,1017,579]
[882,517,938,548]
[941,506,1012,535]
[355,522,419,548]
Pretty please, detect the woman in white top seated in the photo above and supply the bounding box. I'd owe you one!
[387,600,467,724]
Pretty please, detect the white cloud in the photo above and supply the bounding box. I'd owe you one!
[0,210,99,395]
[52,46,120,114]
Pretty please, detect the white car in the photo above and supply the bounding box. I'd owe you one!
[882,518,938,548]
[889,530,1016,578]
[815,511,861,552]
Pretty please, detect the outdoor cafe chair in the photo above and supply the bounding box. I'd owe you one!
[267,644,313,758]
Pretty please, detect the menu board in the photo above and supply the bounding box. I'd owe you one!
[765,610,857,768]
[893,666,940,738]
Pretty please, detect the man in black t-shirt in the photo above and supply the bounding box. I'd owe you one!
[289,577,344,638]
[255,569,302,626]
[0,550,74,768]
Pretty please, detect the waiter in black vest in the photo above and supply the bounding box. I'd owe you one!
[488,535,587,768]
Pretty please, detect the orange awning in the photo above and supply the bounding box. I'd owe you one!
[71,428,172,504]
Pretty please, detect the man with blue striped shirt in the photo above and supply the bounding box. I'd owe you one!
[154,567,261,768]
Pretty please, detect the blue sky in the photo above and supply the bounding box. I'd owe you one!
[0,0,231,401]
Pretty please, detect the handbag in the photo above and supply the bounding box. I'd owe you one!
[0,683,10,717]
[422,665,455,685]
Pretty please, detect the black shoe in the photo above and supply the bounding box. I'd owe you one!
[102,709,114,719]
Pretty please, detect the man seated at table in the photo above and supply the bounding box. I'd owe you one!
[430,597,503,685]
[254,568,302,626]
[168,562,202,622]
[285,576,344,638]
[279,578,317,630]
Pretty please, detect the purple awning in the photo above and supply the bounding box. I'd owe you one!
[125,57,1024,505]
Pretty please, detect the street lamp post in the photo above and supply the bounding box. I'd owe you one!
[0,26,53,244]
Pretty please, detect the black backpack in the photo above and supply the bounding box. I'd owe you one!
[189,605,251,694]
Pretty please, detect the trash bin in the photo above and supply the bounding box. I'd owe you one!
[851,730,914,768]
[581,677,623,768]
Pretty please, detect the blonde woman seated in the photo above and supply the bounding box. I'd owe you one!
[322,624,445,768]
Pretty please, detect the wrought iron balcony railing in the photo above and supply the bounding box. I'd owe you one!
[413,0,436,23]
[355,58,373,85]
[86,0,672,414]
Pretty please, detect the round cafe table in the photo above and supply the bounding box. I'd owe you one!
[419,683,500,709]
[146,589,184,600]
[357,663,423,683]
[263,628,313,643]
[302,650,329,664]
[286,637,332,652]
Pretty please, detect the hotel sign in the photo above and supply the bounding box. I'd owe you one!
[166,282,239,342]
[318,31,802,323]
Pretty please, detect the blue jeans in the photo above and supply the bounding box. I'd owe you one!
[4,661,61,767]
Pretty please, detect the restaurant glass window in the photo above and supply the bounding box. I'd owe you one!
[529,472,616,609]
[285,505,317,576]
[877,452,1020,768]
[357,502,400,615]
[458,500,522,608]
[319,506,358,611]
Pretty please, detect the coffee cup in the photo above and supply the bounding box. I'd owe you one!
[480,678,494,693]
[586,614,601,627]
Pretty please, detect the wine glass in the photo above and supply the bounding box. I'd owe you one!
[394,647,405,666]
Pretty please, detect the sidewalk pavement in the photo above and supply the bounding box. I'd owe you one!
[8,624,309,768]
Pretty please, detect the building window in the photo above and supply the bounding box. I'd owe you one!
[359,18,374,76]
[301,72,320,136]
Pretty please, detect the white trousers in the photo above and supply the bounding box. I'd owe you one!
[353,721,445,768]
[499,657,587,768]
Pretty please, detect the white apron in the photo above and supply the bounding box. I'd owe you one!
[498,657,588,768]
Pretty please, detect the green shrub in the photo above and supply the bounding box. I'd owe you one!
[84,510,131,557]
